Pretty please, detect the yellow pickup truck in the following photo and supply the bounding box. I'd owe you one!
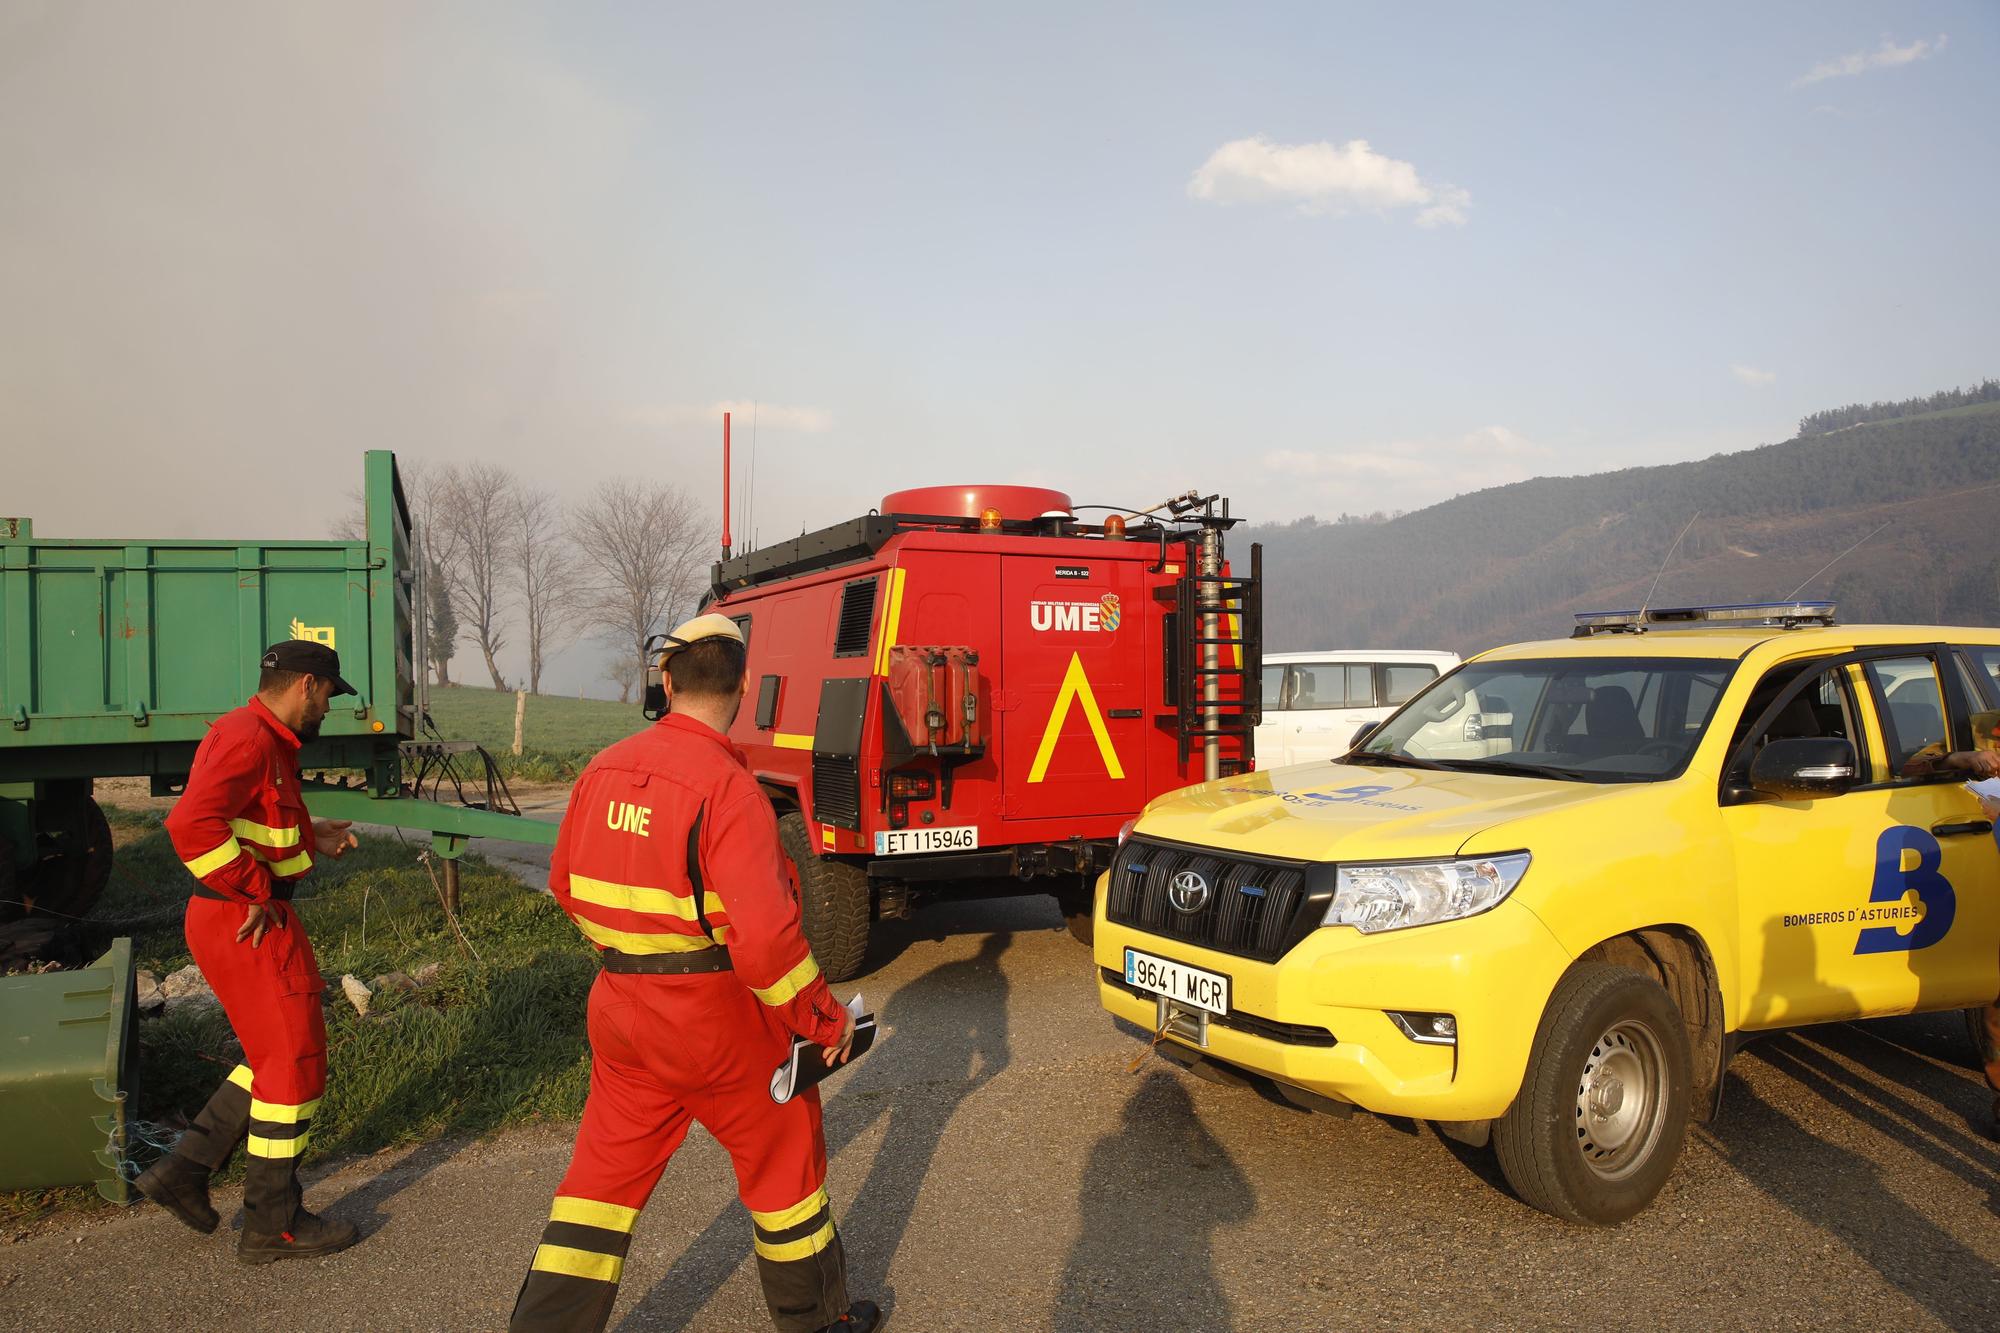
[1095,603,2000,1223]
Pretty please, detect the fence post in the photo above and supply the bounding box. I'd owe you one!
[513,689,527,756]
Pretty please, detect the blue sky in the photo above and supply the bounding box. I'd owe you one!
[3,2,1994,693]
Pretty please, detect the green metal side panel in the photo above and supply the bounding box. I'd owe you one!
[0,451,416,784]
[0,938,137,1200]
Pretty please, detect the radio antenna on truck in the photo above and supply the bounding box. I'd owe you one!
[1636,511,1700,621]
[1786,520,1890,600]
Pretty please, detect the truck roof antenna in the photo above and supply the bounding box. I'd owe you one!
[1786,521,1889,600]
[1635,511,1700,623]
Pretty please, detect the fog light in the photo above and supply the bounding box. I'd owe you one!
[1388,1010,1458,1046]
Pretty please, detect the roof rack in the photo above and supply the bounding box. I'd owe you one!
[1571,601,1838,638]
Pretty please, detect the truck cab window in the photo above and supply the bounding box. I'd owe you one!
[1865,656,1949,775]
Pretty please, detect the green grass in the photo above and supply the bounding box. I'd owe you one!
[4,811,597,1226]
[421,684,647,781]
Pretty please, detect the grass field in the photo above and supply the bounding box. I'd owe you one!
[422,683,648,780]
[2,806,595,1228]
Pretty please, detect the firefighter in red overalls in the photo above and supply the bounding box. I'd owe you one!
[136,639,362,1263]
[511,614,878,1333]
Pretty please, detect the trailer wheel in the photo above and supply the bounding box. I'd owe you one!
[1493,962,1691,1225]
[11,797,115,923]
[776,812,871,982]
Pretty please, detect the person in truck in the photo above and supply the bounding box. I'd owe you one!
[509,613,877,1333]
[136,639,362,1262]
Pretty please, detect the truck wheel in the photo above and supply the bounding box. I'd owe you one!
[1493,962,1692,1225]
[1055,884,1094,947]
[776,811,871,982]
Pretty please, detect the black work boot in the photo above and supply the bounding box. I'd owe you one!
[236,1207,360,1265]
[818,1301,881,1332]
[134,1155,219,1234]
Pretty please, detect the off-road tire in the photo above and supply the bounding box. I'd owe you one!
[1054,884,1094,946]
[1493,961,1692,1225]
[776,811,871,982]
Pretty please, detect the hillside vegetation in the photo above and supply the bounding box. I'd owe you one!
[1250,400,2000,655]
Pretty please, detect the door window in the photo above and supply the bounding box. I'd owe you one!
[1723,662,1863,795]
[1288,662,1374,710]
[1380,663,1439,706]
[1262,665,1290,710]
[1864,657,1948,775]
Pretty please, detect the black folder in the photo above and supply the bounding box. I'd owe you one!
[770,995,877,1104]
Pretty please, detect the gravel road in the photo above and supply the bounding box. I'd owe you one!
[10,889,2000,1331]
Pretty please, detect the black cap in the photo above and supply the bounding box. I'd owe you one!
[261,640,358,696]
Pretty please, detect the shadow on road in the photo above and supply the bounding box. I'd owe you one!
[1054,1072,1251,1329]
[613,931,1016,1330]
[1714,1031,2000,1329]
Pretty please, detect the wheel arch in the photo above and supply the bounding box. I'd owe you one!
[1575,923,1727,1122]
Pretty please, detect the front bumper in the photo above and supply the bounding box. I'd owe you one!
[1094,884,1574,1122]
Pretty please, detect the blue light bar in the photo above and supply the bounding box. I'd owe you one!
[1571,601,1837,636]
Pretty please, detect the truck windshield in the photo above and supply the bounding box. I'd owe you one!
[1354,656,1736,782]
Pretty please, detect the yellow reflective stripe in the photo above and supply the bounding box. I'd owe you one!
[252,848,313,876]
[1026,652,1124,783]
[229,817,301,848]
[549,1196,640,1233]
[873,568,907,676]
[753,1220,835,1263]
[184,837,245,878]
[227,1064,255,1092]
[250,1095,321,1124]
[569,874,725,922]
[749,1186,828,1234]
[246,1133,310,1159]
[572,915,716,955]
[772,733,814,751]
[530,1244,623,1283]
[752,954,820,1007]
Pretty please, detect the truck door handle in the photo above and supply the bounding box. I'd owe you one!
[1931,820,1994,838]
[1107,708,1142,719]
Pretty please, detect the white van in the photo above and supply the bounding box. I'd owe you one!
[1256,650,1463,766]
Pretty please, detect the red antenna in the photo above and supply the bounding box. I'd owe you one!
[721,410,733,560]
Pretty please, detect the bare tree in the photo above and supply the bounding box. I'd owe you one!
[601,656,642,706]
[437,462,518,691]
[570,479,711,684]
[513,485,584,694]
[333,459,460,686]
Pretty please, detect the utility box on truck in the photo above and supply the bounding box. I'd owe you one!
[681,485,1261,980]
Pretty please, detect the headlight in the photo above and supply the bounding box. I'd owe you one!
[1324,853,1531,934]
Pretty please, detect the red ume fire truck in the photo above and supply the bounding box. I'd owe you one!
[647,483,1260,980]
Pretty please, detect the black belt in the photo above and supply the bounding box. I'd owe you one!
[598,947,733,974]
[191,883,295,903]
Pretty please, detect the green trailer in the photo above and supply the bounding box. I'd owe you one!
[0,449,557,921]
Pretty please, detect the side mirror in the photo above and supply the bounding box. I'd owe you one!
[1749,737,1857,801]
[1349,721,1381,750]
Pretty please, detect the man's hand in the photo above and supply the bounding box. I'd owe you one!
[314,819,358,859]
[821,1009,856,1067]
[1958,749,2000,779]
[1979,794,2000,824]
[235,901,284,947]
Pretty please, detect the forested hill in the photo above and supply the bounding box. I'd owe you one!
[1249,401,2000,655]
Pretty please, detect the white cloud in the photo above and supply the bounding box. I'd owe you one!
[1188,135,1471,227]
[1730,364,1777,387]
[631,401,834,433]
[1792,34,1947,88]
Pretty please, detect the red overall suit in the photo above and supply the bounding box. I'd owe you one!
[160,695,327,1238]
[510,713,853,1333]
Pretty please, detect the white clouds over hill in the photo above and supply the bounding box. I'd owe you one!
[1188,135,1470,227]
